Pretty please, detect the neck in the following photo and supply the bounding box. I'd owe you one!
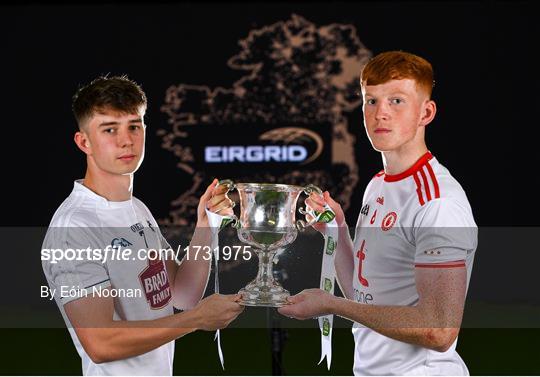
[381,142,429,176]
[83,168,133,202]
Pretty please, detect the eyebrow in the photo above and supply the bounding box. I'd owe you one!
[98,118,143,127]
[364,91,410,98]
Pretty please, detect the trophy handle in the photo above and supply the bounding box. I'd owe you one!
[296,184,324,232]
[217,179,240,229]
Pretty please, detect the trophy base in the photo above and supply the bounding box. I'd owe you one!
[238,285,290,307]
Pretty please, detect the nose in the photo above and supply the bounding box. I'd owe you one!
[117,127,134,148]
[374,102,390,121]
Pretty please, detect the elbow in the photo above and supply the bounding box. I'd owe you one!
[89,353,108,365]
[432,342,452,353]
[426,328,459,353]
[84,342,111,364]
[86,342,125,364]
[78,331,115,364]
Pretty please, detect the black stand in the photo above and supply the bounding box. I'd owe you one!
[268,268,288,375]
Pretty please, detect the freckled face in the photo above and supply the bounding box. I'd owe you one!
[362,79,427,153]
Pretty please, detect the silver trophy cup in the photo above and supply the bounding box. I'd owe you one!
[220,180,330,307]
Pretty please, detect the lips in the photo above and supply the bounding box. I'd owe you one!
[118,154,136,161]
[374,128,391,134]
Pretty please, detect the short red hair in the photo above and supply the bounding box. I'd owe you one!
[361,51,434,98]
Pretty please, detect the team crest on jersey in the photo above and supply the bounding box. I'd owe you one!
[381,212,397,231]
[376,196,384,205]
[139,254,172,310]
[111,238,132,248]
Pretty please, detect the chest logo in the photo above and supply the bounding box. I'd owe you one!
[376,196,384,205]
[381,212,397,231]
[370,209,377,224]
[139,256,172,310]
[111,238,132,248]
[356,239,369,287]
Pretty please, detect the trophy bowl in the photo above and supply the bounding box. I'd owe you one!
[221,181,322,307]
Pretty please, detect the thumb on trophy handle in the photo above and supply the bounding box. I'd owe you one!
[217,179,236,194]
[215,179,240,229]
[296,217,318,232]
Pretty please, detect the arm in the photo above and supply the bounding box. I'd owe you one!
[279,263,466,352]
[65,289,243,364]
[166,179,234,310]
[332,263,466,352]
[165,228,211,311]
[333,222,355,300]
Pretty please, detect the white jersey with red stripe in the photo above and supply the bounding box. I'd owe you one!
[351,151,477,376]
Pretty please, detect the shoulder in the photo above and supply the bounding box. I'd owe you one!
[361,169,385,205]
[42,197,103,255]
[48,193,100,228]
[414,196,476,229]
[403,155,471,208]
[373,170,385,180]
[428,159,472,206]
[132,196,158,223]
[365,169,385,191]
[411,158,475,224]
[132,196,151,214]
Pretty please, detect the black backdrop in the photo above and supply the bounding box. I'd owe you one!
[1,1,535,227]
[1,2,537,375]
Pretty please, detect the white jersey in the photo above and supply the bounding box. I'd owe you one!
[351,152,477,376]
[42,180,175,376]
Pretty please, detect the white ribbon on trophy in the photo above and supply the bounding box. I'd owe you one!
[302,203,338,370]
[204,207,234,370]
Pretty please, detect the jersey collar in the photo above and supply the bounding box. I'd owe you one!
[383,151,434,182]
[73,180,133,208]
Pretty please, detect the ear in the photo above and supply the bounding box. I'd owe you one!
[74,131,91,155]
[420,99,437,128]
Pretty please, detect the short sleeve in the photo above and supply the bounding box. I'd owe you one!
[413,198,478,265]
[158,228,172,251]
[42,226,110,305]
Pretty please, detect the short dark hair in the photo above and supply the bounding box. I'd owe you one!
[72,75,147,129]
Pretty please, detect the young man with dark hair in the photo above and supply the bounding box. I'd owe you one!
[42,75,243,376]
[279,51,478,375]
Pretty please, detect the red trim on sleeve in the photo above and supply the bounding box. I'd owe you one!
[415,262,466,268]
[413,172,425,206]
[425,161,440,198]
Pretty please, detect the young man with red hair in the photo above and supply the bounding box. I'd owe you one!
[279,51,477,375]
